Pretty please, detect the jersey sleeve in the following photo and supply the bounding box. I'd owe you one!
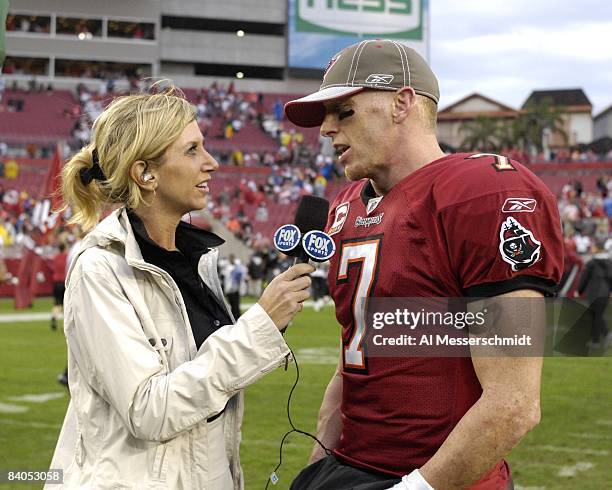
[438,168,564,297]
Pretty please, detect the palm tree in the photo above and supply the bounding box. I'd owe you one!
[495,117,522,150]
[517,97,568,153]
[459,116,502,151]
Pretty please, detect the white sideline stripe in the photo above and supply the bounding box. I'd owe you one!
[595,419,612,426]
[295,347,338,364]
[569,432,612,440]
[7,392,66,403]
[241,439,310,447]
[0,312,60,323]
[0,301,333,323]
[0,418,61,429]
[534,445,609,456]
[515,486,546,490]
[0,402,30,414]
[557,462,594,477]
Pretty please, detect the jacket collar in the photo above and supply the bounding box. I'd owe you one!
[76,208,224,267]
[127,210,224,257]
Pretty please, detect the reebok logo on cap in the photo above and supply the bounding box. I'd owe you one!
[365,74,394,85]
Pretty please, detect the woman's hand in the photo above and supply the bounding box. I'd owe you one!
[258,263,315,330]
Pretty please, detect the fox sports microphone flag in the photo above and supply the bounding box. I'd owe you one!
[273,224,302,254]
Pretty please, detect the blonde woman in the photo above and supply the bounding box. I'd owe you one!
[46,85,313,489]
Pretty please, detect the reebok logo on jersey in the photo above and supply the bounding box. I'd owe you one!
[499,217,541,271]
[502,198,537,213]
[365,74,394,85]
[328,202,350,236]
[355,213,384,228]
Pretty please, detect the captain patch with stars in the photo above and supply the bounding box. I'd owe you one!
[499,216,542,271]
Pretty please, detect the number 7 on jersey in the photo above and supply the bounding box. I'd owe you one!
[337,237,382,372]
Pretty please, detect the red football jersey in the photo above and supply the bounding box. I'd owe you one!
[326,153,563,484]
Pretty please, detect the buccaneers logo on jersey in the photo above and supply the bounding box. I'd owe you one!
[498,217,541,271]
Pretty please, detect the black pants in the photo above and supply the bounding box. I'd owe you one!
[226,291,241,320]
[589,297,609,343]
[312,277,327,301]
[53,282,65,306]
[291,455,515,490]
[290,456,400,490]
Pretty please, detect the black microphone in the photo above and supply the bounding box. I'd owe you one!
[273,196,332,264]
[293,196,331,264]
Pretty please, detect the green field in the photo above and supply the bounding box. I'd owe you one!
[0,298,610,489]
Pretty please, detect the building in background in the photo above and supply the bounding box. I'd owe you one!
[3,0,317,94]
[437,93,518,150]
[4,0,431,94]
[2,0,607,156]
[522,89,593,149]
[594,104,612,141]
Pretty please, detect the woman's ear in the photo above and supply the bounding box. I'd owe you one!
[392,86,416,123]
[129,160,155,190]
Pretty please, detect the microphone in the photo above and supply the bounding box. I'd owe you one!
[273,195,335,264]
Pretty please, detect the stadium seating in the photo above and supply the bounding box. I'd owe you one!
[0,90,76,144]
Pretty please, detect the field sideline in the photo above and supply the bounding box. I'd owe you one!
[0,298,610,489]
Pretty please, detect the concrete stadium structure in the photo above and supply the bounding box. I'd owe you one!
[4,0,320,94]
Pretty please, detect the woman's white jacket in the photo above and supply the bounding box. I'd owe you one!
[46,208,290,489]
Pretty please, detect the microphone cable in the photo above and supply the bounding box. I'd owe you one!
[265,342,333,489]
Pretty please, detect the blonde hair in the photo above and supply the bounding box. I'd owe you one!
[416,94,438,131]
[62,81,196,230]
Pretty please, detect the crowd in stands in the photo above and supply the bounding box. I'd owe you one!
[5,14,51,34]
[2,57,48,77]
[493,147,612,165]
[107,21,155,40]
[193,82,261,140]
[209,158,339,246]
[6,15,154,41]
[558,177,612,254]
[56,18,103,38]
[0,184,74,256]
[1,79,611,303]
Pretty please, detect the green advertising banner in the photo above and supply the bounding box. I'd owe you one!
[296,0,423,39]
[288,0,429,70]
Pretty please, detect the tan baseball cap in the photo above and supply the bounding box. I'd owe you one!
[285,39,439,128]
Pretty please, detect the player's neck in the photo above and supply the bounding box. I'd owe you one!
[371,136,445,196]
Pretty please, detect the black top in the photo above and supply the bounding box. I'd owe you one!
[127,211,233,350]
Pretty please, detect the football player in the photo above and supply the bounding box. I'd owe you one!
[284,40,563,490]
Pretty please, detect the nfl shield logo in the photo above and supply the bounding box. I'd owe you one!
[498,217,541,271]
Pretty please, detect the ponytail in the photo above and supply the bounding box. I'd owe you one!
[61,146,108,231]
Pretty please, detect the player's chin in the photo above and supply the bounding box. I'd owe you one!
[344,163,366,182]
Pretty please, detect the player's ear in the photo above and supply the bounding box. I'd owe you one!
[392,86,416,124]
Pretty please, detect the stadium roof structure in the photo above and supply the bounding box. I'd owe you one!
[522,89,592,109]
[437,92,519,121]
[594,103,612,121]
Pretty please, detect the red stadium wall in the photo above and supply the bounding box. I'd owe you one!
[0,257,53,299]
